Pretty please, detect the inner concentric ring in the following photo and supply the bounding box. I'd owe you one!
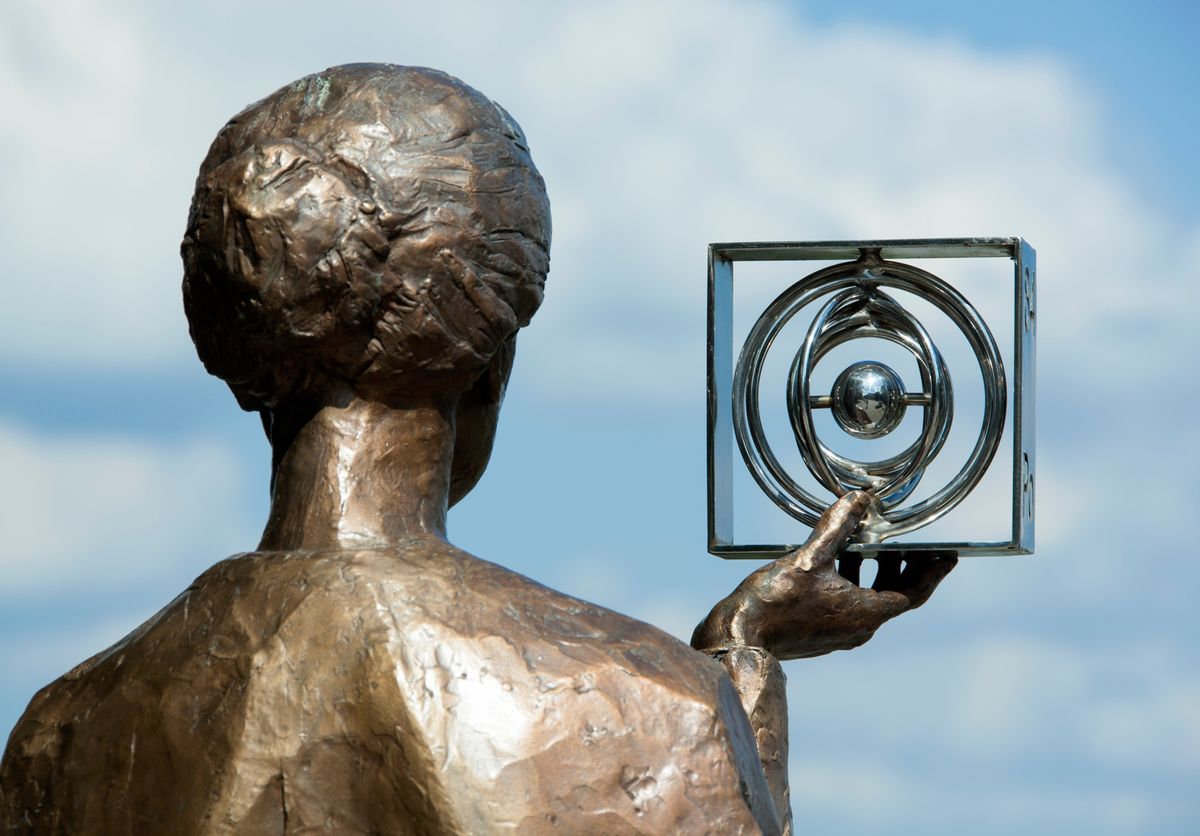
[787,285,953,509]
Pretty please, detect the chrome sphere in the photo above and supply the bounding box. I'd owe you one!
[830,361,907,439]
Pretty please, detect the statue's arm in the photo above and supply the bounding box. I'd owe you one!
[707,646,792,833]
[692,491,956,833]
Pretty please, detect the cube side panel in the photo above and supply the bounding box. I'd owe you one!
[708,250,735,552]
[710,238,1018,262]
[1014,240,1037,553]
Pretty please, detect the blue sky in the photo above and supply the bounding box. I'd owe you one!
[1,1,1197,833]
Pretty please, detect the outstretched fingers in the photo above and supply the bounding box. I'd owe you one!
[837,555,863,585]
[851,553,957,626]
[872,553,902,590]
[867,552,957,611]
[894,553,958,609]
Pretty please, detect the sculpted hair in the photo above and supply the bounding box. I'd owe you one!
[181,64,551,410]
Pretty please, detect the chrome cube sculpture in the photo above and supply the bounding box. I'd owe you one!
[707,238,1035,559]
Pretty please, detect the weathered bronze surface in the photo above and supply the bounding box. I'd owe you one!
[0,64,954,835]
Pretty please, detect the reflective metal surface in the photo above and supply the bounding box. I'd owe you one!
[787,282,953,511]
[827,361,909,439]
[708,238,1036,559]
[732,252,1005,542]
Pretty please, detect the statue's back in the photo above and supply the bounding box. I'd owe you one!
[2,543,772,834]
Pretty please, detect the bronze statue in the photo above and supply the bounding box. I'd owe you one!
[0,64,954,835]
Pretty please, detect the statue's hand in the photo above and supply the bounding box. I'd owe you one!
[692,491,956,661]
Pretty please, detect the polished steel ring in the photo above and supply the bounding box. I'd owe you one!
[732,256,1006,541]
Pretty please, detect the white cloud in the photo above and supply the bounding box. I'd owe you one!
[789,632,1200,772]
[790,752,1164,836]
[0,0,195,366]
[0,0,143,158]
[0,420,259,597]
[785,632,1199,833]
[1,4,1194,831]
[3,0,1194,394]
[483,0,1198,407]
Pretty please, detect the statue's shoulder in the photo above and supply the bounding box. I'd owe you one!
[11,543,721,703]
[352,542,725,695]
[316,544,764,834]
[2,548,765,835]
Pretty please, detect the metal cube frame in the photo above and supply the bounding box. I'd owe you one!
[707,237,1036,559]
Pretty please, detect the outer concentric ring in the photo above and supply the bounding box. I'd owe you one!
[731,257,1006,540]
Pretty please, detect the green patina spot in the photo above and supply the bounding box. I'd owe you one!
[303,75,331,111]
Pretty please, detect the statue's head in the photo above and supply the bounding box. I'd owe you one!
[181,64,551,501]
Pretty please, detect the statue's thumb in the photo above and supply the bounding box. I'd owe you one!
[793,491,873,569]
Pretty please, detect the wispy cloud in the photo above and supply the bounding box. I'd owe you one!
[0,2,1194,833]
[0,420,257,597]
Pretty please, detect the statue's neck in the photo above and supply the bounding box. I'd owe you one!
[257,396,454,551]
